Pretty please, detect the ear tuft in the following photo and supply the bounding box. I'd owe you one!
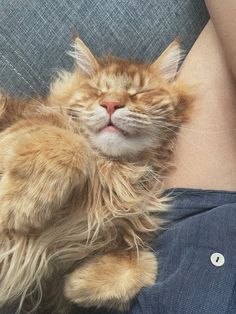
[68,36,99,76]
[151,40,184,81]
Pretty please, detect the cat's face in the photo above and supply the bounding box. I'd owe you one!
[49,37,189,158]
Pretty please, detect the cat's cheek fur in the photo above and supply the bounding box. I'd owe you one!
[90,131,153,157]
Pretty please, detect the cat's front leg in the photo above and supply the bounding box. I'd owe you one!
[0,125,93,232]
[64,251,157,311]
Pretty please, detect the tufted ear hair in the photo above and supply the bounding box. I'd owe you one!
[68,35,100,76]
[151,40,184,81]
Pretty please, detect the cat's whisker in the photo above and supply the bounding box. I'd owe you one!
[151,115,173,121]
[171,123,236,134]
[157,123,185,138]
[152,117,236,133]
[124,117,151,125]
[84,114,105,120]
[117,117,152,126]
[127,112,148,119]
[125,117,151,124]
[66,109,80,116]
[85,119,106,127]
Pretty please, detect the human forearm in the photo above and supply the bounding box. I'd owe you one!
[205,0,236,79]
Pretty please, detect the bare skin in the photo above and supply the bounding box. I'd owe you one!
[164,20,236,191]
[205,0,236,80]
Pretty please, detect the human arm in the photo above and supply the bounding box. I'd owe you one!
[205,0,236,80]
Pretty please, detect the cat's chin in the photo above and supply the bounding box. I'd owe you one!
[99,125,125,136]
[90,131,153,158]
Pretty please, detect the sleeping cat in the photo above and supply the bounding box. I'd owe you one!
[0,36,192,313]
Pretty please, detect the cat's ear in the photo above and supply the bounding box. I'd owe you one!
[69,36,100,76]
[151,40,184,81]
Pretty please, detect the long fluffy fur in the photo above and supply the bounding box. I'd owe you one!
[0,38,192,313]
[0,145,168,313]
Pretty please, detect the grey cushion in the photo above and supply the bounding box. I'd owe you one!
[0,0,208,97]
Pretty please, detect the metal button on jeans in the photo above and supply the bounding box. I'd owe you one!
[210,253,225,267]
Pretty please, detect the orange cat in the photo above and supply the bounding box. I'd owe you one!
[0,37,192,313]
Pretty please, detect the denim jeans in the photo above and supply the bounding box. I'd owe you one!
[0,1,210,313]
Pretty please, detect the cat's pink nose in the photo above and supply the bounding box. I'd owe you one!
[100,99,124,115]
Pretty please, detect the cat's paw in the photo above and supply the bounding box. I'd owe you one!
[0,127,94,232]
[64,251,157,311]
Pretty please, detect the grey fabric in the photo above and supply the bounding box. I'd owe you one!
[0,0,208,98]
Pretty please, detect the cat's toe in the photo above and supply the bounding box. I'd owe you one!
[64,251,157,311]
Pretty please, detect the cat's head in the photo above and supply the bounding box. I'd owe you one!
[49,36,191,158]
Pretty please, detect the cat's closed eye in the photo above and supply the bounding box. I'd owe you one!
[129,89,157,97]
